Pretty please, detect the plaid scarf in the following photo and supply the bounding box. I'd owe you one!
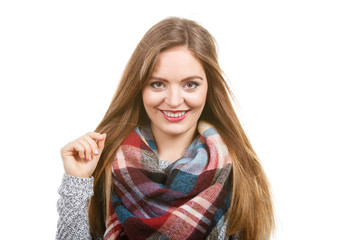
[104,121,232,240]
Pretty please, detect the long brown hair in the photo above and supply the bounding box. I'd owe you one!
[89,17,275,239]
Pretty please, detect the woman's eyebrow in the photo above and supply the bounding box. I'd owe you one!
[182,76,204,81]
[149,76,204,82]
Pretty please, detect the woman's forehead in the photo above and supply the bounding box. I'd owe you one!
[151,46,206,80]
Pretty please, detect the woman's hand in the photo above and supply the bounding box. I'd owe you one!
[60,132,107,178]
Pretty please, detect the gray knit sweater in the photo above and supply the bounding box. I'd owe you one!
[56,174,93,240]
[56,173,237,240]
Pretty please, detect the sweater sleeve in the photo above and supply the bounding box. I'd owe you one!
[56,173,94,240]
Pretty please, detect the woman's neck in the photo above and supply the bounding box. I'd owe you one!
[151,124,197,162]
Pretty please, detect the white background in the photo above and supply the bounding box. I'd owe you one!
[0,1,359,239]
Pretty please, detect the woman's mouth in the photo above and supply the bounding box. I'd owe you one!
[160,110,189,122]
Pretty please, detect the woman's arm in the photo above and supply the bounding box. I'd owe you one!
[57,132,106,239]
[56,174,94,240]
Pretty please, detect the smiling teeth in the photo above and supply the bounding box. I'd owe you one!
[162,111,186,118]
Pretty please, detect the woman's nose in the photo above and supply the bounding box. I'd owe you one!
[165,87,184,107]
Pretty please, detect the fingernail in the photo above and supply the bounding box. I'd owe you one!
[94,149,99,154]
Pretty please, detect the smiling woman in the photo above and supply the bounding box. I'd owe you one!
[142,46,208,161]
[57,17,275,240]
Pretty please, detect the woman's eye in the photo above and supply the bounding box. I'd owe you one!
[150,82,164,89]
[184,82,198,89]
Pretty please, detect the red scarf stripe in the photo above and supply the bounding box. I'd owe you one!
[155,213,205,239]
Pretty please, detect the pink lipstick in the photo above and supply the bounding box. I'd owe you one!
[160,110,189,122]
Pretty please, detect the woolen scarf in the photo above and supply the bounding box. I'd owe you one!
[104,121,233,240]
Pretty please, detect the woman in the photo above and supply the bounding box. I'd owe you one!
[57,17,275,240]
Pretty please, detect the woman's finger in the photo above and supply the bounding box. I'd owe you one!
[97,133,107,154]
[78,138,94,161]
[72,141,86,159]
[87,132,106,142]
[83,134,100,155]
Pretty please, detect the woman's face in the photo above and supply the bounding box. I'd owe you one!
[142,46,208,138]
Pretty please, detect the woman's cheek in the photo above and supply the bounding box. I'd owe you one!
[187,90,207,108]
